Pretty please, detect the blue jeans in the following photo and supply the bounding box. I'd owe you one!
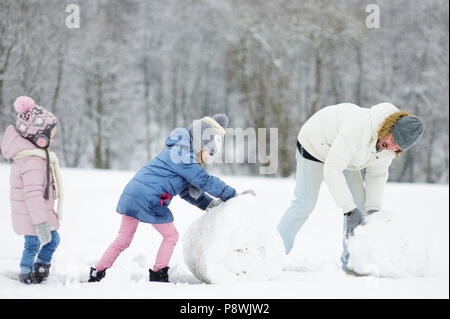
[20,230,60,274]
[277,150,366,270]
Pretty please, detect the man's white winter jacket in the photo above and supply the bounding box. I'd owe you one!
[297,102,399,214]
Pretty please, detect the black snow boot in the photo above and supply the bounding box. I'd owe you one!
[88,267,107,282]
[18,272,36,285]
[34,263,51,283]
[149,266,169,282]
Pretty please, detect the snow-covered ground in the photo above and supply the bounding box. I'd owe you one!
[0,163,448,299]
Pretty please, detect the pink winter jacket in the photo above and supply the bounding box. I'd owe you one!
[1,125,59,236]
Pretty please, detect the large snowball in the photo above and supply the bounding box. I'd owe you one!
[182,194,284,284]
[346,209,446,278]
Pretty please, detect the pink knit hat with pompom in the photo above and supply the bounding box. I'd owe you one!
[14,96,57,148]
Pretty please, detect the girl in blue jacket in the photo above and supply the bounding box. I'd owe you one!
[89,114,240,282]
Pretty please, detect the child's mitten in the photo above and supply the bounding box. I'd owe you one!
[206,198,223,211]
[35,222,52,246]
[235,189,256,197]
[188,185,202,200]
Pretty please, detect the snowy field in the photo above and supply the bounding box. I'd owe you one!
[0,163,448,299]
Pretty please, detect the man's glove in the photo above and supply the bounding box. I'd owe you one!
[206,198,223,211]
[235,189,256,197]
[366,209,379,215]
[344,208,365,238]
[35,222,52,246]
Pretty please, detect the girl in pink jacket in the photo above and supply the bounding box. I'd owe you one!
[1,96,62,284]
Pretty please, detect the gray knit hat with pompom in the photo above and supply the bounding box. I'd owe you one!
[188,114,228,155]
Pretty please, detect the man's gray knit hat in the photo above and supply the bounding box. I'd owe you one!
[391,116,424,151]
[188,114,228,155]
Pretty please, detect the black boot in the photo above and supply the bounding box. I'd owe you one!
[34,263,51,283]
[18,272,36,285]
[88,267,107,282]
[149,266,169,282]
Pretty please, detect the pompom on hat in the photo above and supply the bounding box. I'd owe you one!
[14,96,57,149]
[211,113,228,130]
[14,96,36,114]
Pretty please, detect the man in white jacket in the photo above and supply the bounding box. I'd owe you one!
[277,102,424,273]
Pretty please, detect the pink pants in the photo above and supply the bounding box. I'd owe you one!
[95,214,179,272]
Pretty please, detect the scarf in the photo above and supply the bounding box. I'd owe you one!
[13,149,63,221]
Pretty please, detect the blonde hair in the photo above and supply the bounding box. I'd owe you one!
[198,150,206,166]
[377,111,412,157]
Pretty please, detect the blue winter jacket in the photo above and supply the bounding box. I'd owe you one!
[116,127,236,224]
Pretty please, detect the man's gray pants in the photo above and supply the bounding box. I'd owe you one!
[277,150,366,271]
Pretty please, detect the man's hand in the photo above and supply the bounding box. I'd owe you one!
[344,208,365,238]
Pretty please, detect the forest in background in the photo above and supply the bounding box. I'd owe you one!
[0,0,448,183]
